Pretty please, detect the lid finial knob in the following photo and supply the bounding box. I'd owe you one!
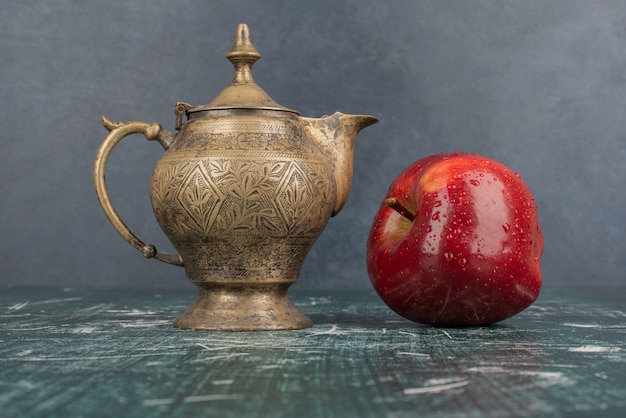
[226,24,261,84]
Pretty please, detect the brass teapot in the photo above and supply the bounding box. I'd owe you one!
[94,24,377,330]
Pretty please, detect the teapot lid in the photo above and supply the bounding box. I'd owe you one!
[187,24,299,115]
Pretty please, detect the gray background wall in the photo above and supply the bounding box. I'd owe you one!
[2,0,625,289]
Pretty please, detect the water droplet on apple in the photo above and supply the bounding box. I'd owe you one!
[453,228,461,235]
[502,223,511,233]
[434,200,442,207]
[431,211,440,221]
[458,257,467,268]
[469,179,480,186]
[444,252,454,261]
[426,225,432,233]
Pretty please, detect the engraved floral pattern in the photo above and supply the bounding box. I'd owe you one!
[149,119,337,284]
[211,160,286,233]
[151,154,334,239]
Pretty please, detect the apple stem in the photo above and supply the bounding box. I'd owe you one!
[384,197,415,222]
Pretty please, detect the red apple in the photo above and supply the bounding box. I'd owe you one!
[367,153,543,326]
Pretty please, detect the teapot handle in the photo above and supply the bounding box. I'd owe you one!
[94,116,184,267]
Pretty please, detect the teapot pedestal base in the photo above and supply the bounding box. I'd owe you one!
[173,284,313,331]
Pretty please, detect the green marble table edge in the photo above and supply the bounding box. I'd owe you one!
[0,287,624,418]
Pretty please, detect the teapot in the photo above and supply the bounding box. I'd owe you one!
[94,24,377,330]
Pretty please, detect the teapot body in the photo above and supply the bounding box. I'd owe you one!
[151,109,335,287]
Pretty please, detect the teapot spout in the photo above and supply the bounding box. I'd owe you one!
[301,112,378,216]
